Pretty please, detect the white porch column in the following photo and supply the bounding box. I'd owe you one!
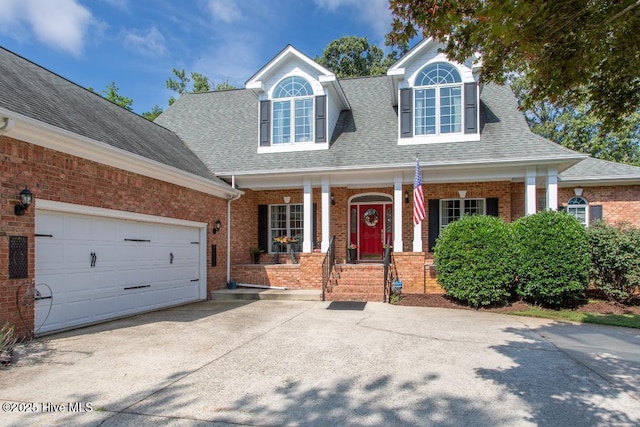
[303,179,312,253]
[321,178,331,252]
[546,167,558,211]
[393,174,404,252]
[525,168,537,216]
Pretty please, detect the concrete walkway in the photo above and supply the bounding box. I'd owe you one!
[1,300,639,426]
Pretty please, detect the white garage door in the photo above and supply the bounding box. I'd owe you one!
[35,208,204,334]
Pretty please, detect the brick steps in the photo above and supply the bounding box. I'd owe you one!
[325,264,387,302]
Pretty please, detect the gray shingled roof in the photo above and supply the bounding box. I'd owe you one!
[0,46,223,183]
[156,75,584,177]
[560,157,640,182]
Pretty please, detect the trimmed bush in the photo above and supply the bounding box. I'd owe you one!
[434,214,515,307]
[512,210,590,307]
[588,221,640,303]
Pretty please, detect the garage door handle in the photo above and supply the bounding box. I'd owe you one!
[90,252,97,267]
[170,252,174,264]
[190,278,199,282]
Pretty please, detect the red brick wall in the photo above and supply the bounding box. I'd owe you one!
[231,253,324,289]
[559,186,640,227]
[1,136,229,338]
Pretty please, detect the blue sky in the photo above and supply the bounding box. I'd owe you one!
[0,0,395,115]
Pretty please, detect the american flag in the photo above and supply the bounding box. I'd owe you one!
[413,158,425,225]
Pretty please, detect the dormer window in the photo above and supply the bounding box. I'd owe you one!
[258,75,328,150]
[272,77,314,143]
[414,63,462,135]
[398,60,478,143]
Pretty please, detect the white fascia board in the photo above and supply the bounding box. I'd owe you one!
[36,199,208,228]
[319,75,350,110]
[1,109,241,199]
[559,177,640,186]
[247,45,334,87]
[246,81,264,95]
[388,38,437,71]
[224,157,589,190]
[216,155,586,178]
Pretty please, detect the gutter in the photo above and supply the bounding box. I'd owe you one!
[226,175,243,285]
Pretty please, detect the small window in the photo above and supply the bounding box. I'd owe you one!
[269,204,303,253]
[415,63,462,136]
[272,77,314,144]
[440,198,485,228]
[566,196,588,226]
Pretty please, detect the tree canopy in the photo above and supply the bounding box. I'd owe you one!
[91,82,133,111]
[388,0,640,129]
[512,76,640,166]
[315,36,399,78]
[166,68,235,105]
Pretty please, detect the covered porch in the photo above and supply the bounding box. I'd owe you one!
[226,165,562,300]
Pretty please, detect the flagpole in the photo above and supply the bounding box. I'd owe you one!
[413,157,425,252]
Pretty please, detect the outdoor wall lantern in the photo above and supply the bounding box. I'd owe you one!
[574,188,583,197]
[404,190,409,204]
[15,187,33,216]
[331,193,335,205]
[458,190,467,199]
[212,219,222,234]
[283,196,291,204]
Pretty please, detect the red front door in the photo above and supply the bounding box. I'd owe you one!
[359,204,384,259]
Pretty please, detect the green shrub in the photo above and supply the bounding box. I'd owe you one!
[512,210,590,307]
[434,215,515,307]
[1,322,17,365]
[588,221,640,303]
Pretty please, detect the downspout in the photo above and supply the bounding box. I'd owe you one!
[227,175,242,285]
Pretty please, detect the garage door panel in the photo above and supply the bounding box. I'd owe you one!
[36,209,204,334]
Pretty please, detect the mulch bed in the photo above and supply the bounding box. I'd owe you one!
[396,293,640,315]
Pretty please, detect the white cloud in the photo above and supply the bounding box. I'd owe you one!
[0,0,95,56]
[123,27,167,57]
[313,0,392,36]
[206,0,242,23]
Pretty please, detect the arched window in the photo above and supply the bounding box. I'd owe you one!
[567,196,588,226]
[414,62,462,135]
[272,76,314,143]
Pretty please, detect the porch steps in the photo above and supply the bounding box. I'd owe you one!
[325,264,386,302]
[211,288,321,301]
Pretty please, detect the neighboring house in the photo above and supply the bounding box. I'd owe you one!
[0,47,240,337]
[2,39,639,336]
[156,39,640,297]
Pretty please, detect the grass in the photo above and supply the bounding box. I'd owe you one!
[505,306,640,329]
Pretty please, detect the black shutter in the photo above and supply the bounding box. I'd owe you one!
[312,203,318,249]
[428,199,440,252]
[464,82,477,134]
[259,101,271,146]
[589,205,603,225]
[400,88,413,138]
[258,205,268,252]
[315,96,326,143]
[486,198,499,217]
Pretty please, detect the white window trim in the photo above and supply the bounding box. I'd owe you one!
[439,198,486,229]
[268,203,304,253]
[414,82,463,137]
[272,96,315,145]
[566,197,589,226]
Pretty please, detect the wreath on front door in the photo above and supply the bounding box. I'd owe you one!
[363,208,379,227]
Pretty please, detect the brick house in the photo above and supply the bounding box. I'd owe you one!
[2,39,640,335]
[155,39,640,298]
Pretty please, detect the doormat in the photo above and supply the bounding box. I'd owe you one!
[326,301,367,311]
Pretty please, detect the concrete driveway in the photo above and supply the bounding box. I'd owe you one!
[1,300,639,426]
